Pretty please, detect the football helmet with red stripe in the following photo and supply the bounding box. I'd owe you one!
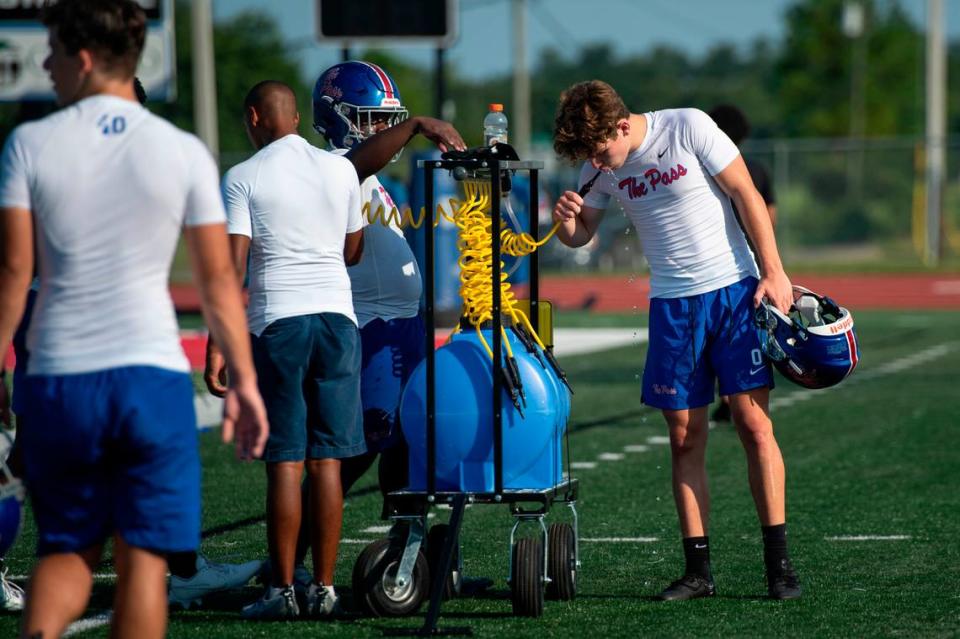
[312,60,409,152]
[755,286,860,389]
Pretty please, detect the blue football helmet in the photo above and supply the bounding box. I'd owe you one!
[0,431,24,558]
[312,61,408,152]
[755,286,860,389]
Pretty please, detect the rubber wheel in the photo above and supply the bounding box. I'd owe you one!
[426,523,463,600]
[352,537,430,617]
[546,522,577,600]
[510,537,544,617]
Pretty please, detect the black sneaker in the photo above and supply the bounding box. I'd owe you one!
[767,558,802,600]
[658,574,716,601]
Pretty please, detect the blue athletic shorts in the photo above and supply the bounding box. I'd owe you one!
[252,312,365,462]
[642,277,774,410]
[360,314,425,453]
[20,366,201,556]
[11,288,37,416]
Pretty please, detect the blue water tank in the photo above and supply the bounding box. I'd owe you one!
[399,328,569,492]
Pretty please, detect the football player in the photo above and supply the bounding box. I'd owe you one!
[0,2,268,637]
[551,80,801,600]
[203,79,462,618]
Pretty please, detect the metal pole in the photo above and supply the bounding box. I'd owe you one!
[434,47,446,119]
[491,160,503,496]
[529,169,539,334]
[425,165,437,496]
[340,46,351,62]
[191,0,218,161]
[925,0,945,266]
[512,0,531,157]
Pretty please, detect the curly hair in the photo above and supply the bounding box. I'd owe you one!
[553,80,629,161]
[42,0,146,78]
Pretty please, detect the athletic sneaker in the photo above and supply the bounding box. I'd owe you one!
[242,584,300,620]
[304,581,343,618]
[257,559,312,593]
[658,574,716,601]
[0,566,24,611]
[767,558,802,600]
[169,555,264,609]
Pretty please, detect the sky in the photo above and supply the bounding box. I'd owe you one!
[213,0,951,83]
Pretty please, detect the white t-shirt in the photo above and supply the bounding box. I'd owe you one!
[223,134,363,335]
[331,150,421,328]
[0,94,225,375]
[581,108,759,299]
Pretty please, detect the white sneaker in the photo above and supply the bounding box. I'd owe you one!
[305,581,342,618]
[241,584,299,620]
[169,555,263,610]
[0,566,24,612]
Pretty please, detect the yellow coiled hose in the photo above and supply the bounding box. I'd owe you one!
[362,179,562,359]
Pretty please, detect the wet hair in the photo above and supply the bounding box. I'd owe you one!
[42,0,146,78]
[707,104,750,145]
[553,80,630,162]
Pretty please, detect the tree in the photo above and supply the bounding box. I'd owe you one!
[774,0,923,137]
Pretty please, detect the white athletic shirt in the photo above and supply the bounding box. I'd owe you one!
[223,134,363,336]
[581,108,759,299]
[0,94,225,375]
[331,149,421,328]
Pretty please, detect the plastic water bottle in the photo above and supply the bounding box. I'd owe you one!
[483,103,508,146]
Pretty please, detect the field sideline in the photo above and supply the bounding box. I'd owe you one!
[1,309,958,637]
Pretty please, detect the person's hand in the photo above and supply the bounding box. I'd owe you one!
[552,190,585,223]
[204,340,228,398]
[414,117,466,153]
[0,377,9,427]
[221,377,268,461]
[754,269,794,314]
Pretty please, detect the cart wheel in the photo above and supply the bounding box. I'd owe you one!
[427,523,463,600]
[546,522,577,600]
[352,538,430,617]
[510,537,544,617]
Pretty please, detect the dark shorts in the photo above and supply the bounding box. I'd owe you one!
[11,288,37,416]
[642,276,774,410]
[252,312,365,462]
[359,314,425,453]
[21,366,201,555]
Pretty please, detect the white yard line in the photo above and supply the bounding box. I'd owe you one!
[598,452,625,461]
[63,611,112,637]
[361,525,393,534]
[825,535,912,541]
[570,461,597,470]
[552,328,648,357]
[580,537,659,543]
[623,444,649,453]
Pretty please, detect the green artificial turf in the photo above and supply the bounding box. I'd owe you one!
[1,310,958,637]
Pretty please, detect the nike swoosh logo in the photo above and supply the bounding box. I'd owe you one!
[750,367,766,376]
[657,148,668,158]
[694,544,707,549]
